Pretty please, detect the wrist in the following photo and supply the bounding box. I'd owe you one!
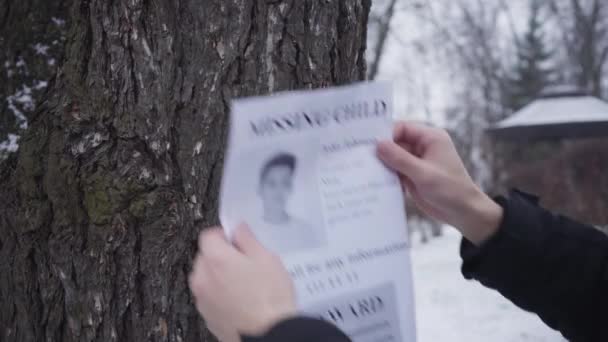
[246,304,297,337]
[459,188,503,246]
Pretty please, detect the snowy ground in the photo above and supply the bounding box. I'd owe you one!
[411,228,566,342]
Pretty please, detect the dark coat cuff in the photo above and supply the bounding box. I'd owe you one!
[242,317,351,342]
[458,189,608,341]
[460,189,545,282]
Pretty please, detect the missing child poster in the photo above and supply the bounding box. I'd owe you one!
[219,82,416,342]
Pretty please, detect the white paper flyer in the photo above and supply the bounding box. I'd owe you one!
[219,82,416,342]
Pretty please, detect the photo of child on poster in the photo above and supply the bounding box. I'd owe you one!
[224,144,328,256]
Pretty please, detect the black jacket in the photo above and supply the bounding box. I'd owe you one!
[244,190,608,342]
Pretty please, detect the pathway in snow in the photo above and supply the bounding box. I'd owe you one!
[411,228,565,342]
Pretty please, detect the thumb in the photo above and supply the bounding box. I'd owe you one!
[233,223,269,258]
[377,141,427,181]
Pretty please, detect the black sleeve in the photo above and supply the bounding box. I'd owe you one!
[242,317,351,342]
[461,189,608,342]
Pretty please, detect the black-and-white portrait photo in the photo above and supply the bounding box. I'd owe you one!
[222,144,327,256]
[251,152,322,254]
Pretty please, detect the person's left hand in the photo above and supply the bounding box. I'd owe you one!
[189,224,297,342]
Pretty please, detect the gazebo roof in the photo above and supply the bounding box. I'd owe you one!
[488,87,608,140]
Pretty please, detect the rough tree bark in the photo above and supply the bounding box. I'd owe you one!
[0,1,371,341]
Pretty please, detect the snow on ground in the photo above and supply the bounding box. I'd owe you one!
[411,228,566,342]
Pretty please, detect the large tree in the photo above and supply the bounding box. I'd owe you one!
[0,1,371,341]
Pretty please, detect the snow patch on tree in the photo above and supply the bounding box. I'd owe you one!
[70,132,109,156]
[0,134,20,153]
[5,79,48,132]
[51,17,66,27]
[4,60,14,78]
[139,168,152,180]
[34,80,48,90]
[7,85,34,129]
[32,43,51,56]
[15,56,26,68]
[193,141,203,155]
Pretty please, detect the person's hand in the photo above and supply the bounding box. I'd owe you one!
[189,225,297,342]
[377,121,503,245]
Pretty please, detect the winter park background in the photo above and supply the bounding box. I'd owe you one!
[1,0,607,341]
[368,0,607,340]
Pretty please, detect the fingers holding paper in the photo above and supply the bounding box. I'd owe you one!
[188,224,297,342]
[377,121,503,245]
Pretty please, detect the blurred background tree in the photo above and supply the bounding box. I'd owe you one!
[505,0,555,111]
[550,0,608,98]
[368,0,608,229]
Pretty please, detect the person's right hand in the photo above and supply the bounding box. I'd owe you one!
[377,122,503,245]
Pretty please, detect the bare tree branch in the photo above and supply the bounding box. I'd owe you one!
[368,0,399,80]
[550,0,608,96]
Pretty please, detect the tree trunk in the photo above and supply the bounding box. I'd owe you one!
[0,1,371,341]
